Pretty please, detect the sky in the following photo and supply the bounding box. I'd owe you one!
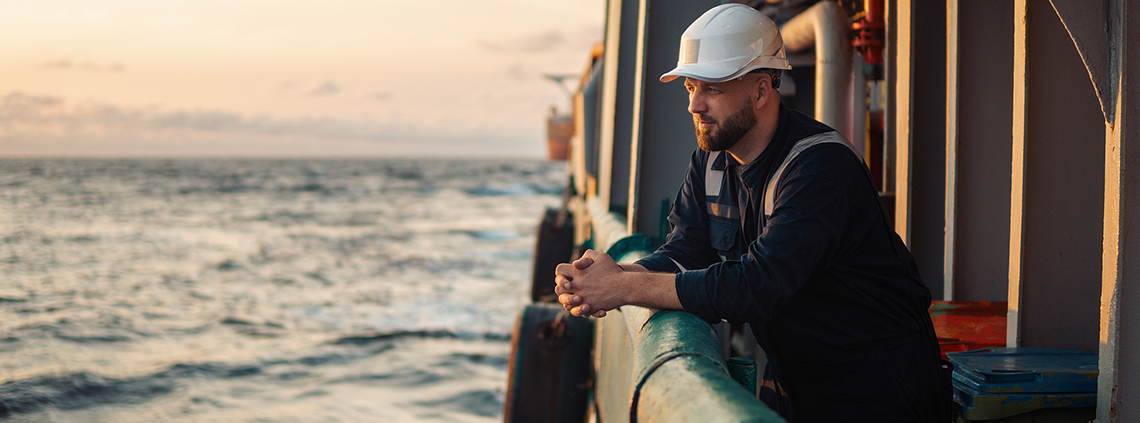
[0,0,605,158]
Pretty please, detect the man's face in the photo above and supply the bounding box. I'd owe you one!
[684,77,757,152]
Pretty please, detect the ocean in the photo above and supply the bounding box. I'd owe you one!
[0,158,567,422]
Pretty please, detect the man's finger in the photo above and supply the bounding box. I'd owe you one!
[573,257,594,269]
[554,262,575,276]
[570,305,583,317]
[577,303,592,315]
[582,249,609,262]
[558,293,582,306]
[554,276,572,295]
[593,310,607,318]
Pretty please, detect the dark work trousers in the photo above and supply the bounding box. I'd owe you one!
[758,329,952,423]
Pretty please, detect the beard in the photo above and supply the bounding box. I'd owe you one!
[694,99,756,152]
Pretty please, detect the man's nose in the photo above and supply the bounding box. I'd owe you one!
[687,93,706,115]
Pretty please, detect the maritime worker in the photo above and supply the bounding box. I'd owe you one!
[554,4,950,422]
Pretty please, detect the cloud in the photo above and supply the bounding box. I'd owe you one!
[42,59,125,73]
[478,30,567,53]
[1,92,62,110]
[505,63,529,81]
[308,81,340,97]
[0,92,541,158]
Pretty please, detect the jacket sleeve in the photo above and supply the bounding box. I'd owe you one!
[634,150,724,273]
[675,145,853,324]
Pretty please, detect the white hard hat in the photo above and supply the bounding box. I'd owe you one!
[660,4,791,83]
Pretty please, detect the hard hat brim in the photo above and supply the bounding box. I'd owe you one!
[660,62,742,83]
[660,58,791,83]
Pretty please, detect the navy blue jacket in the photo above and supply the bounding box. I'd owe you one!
[635,104,934,371]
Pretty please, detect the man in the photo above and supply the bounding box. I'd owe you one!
[554,4,950,422]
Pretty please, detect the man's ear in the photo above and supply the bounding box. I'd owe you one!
[754,75,772,110]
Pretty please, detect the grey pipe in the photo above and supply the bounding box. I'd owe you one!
[780,1,853,141]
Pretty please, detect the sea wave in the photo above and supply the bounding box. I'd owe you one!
[331,329,512,345]
[0,157,558,422]
[0,372,176,416]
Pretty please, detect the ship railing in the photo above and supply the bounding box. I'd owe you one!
[584,197,785,423]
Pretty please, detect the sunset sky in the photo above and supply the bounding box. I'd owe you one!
[0,0,604,158]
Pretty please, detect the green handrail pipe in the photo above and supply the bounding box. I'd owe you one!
[585,198,785,423]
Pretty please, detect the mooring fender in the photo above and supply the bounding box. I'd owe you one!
[503,302,594,423]
[530,207,575,303]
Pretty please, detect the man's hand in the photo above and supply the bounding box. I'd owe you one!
[555,256,606,317]
[554,249,625,317]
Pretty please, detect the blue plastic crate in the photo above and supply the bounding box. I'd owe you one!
[948,348,1098,394]
[948,348,1097,421]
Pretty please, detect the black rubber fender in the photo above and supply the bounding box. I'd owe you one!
[503,303,593,423]
[530,207,574,303]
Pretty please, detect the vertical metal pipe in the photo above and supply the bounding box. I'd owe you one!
[944,0,960,301]
[779,1,853,141]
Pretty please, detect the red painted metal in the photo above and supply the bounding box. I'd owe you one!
[851,0,885,67]
[928,301,1008,360]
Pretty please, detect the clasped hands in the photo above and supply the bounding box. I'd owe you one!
[554,249,624,318]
